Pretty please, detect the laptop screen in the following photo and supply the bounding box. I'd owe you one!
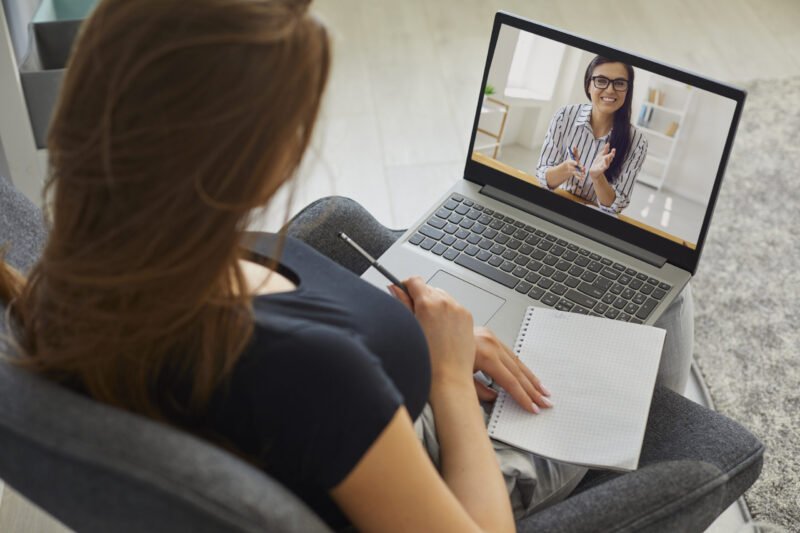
[470,21,739,252]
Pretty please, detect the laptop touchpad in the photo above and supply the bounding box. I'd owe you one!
[427,271,505,326]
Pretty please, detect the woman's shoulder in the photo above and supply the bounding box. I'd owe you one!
[628,124,649,149]
[553,103,590,122]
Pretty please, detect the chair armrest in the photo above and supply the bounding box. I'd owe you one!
[516,387,764,532]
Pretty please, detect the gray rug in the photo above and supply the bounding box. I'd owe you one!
[692,76,800,529]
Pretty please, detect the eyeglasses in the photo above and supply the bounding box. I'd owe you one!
[591,76,629,92]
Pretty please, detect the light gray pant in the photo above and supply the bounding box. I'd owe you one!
[414,285,694,520]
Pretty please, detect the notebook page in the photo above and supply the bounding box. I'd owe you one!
[488,307,665,471]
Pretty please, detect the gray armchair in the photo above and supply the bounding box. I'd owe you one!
[0,176,764,532]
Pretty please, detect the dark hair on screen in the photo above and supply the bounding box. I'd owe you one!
[583,56,635,184]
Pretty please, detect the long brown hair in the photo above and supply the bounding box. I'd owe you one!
[0,0,330,423]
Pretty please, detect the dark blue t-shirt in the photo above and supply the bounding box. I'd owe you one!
[206,234,431,528]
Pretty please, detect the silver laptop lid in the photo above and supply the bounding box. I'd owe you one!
[463,12,746,275]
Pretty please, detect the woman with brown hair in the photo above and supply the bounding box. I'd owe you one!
[0,0,566,531]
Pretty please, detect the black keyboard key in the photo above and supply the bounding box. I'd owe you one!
[624,302,639,314]
[574,256,590,267]
[625,267,637,276]
[529,286,545,300]
[490,244,505,255]
[567,243,579,251]
[442,235,456,246]
[594,302,608,314]
[495,234,510,245]
[600,258,613,266]
[562,250,578,262]
[502,250,518,261]
[483,228,498,239]
[419,225,444,240]
[443,248,459,261]
[635,298,659,320]
[629,278,643,290]
[450,194,464,202]
[507,239,522,250]
[454,254,519,289]
[551,283,567,296]
[409,233,424,245]
[455,228,470,240]
[443,200,459,210]
[601,293,616,304]
[534,229,547,237]
[555,299,574,311]
[466,209,481,220]
[500,261,515,272]
[658,282,672,291]
[512,266,527,278]
[605,308,620,319]
[432,243,447,256]
[453,240,467,251]
[484,208,494,215]
[578,248,590,256]
[652,288,667,300]
[565,289,597,309]
[539,265,555,277]
[630,318,643,324]
[421,238,436,250]
[541,292,559,306]
[545,234,557,242]
[463,199,474,206]
[538,241,554,251]
[550,245,565,256]
[513,221,524,228]
[612,262,625,271]
[581,271,598,283]
[640,283,655,295]
[459,219,475,229]
[488,255,503,267]
[466,234,481,245]
[502,224,516,235]
[587,261,603,273]
[524,224,536,232]
[513,229,529,240]
[448,213,464,224]
[477,250,491,261]
[455,204,469,215]
[537,278,554,289]
[478,214,492,225]
[565,276,581,288]
[525,272,541,284]
[618,274,632,285]
[600,267,621,280]
[515,281,533,294]
[577,281,605,299]
[556,260,571,272]
[621,288,636,300]
[489,219,504,230]
[632,293,646,305]
[648,277,659,285]
[589,253,601,261]
[572,305,590,315]
[568,265,584,277]
[636,273,648,281]
[465,245,479,256]
[556,239,568,246]
[552,271,567,283]
[478,238,493,250]
[610,283,623,294]
[519,244,534,255]
[435,209,451,219]
[528,260,543,272]
[618,313,632,322]
[472,224,486,235]
[503,215,515,223]
[525,235,541,246]
[514,256,530,267]
[443,223,459,234]
[530,249,546,260]
[473,204,484,211]
[543,254,558,266]
[613,297,626,309]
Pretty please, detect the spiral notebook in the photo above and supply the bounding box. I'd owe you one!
[487,307,666,471]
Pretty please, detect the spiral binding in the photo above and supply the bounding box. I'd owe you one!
[488,307,536,435]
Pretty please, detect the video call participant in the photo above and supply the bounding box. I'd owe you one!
[535,56,648,215]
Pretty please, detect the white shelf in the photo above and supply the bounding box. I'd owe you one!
[641,101,685,117]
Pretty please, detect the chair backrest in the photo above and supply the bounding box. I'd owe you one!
[0,175,332,533]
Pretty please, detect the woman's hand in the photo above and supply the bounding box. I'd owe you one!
[589,143,616,180]
[388,278,476,385]
[556,146,587,182]
[472,327,552,414]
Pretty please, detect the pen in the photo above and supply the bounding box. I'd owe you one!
[338,232,411,297]
[565,146,586,180]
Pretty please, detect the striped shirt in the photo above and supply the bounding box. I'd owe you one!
[535,103,647,215]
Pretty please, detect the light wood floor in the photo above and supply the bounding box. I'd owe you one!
[3,0,799,531]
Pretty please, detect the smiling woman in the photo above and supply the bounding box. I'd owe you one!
[535,56,648,215]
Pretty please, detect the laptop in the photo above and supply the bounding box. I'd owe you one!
[362,12,746,346]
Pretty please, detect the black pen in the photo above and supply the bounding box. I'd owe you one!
[338,232,411,297]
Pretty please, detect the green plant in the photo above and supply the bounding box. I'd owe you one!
[484,84,495,96]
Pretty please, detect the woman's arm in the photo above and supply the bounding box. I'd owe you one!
[331,404,514,533]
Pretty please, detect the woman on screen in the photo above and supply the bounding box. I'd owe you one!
[535,56,647,215]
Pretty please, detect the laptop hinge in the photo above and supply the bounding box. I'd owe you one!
[480,185,667,268]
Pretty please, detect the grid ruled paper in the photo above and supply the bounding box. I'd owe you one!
[488,307,665,471]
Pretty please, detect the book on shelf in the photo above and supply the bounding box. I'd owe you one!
[665,121,679,137]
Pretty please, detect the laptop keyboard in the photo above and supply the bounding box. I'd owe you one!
[408,194,672,323]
